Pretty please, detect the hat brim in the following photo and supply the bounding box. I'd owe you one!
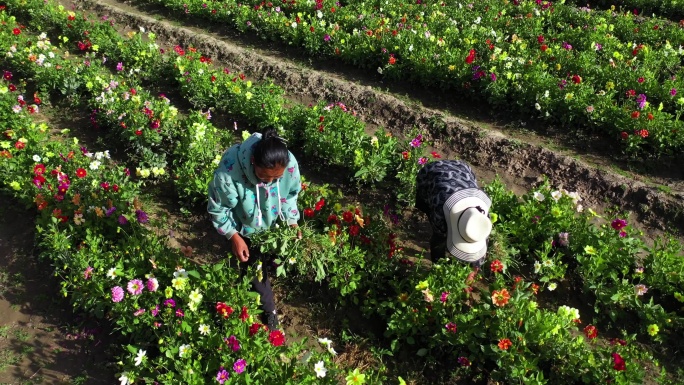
[443,189,492,262]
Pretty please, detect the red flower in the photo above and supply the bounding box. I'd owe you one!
[530,283,539,294]
[268,330,285,346]
[14,141,25,150]
[583,325,598,339]
[327,214,338,223]
[388,56,396,65]
[401,151,409,160]
[314,199,325,211]
[239,306,249,322]
[135,130,143,136]
[540,44,548,52]
[571,75,582,84]
[647,113,654,120]
[12,28,20,35]
[498,338,512,350]
[537,35,545,43]
[620,131,629,140]
[349,225,360,237]
[216,302,234,318]
[248,322,262,336]
[304,208,315,218]
[465,49,476,64]
[319,116,324,122]
[490,259,504,273]
[76,168,87,178]
[342,211,354,223]
[631,111,640,119]
[33,164,46,175]
[430,151,441,158]
[612,353,626,371]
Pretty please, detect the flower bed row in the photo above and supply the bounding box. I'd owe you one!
[1,4,683,384]
[565,0,684,22]
[92,0,684,157]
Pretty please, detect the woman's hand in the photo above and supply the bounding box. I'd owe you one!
[230,234,250,262]
[290,223,302,240]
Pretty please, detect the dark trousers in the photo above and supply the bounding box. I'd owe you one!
[239,238,276,314]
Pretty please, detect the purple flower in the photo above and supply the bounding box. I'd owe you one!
[418,157,427,165]
[410,138,422,148]
[111,286,124,302]
[457,356,471,367]
[440,291,449,303]
[136,209,149,224]
[105,206,117,217]
[175,308,185,317]
[118,215,128,225]
[116,62,123,71]
[216,367,229,384]
[127,279,144,295]
[670,88,677,96]
[562,41,573,50]
[636,94,647,110]
[594,43,603,51]
[323,34,331,42]
[151,305,160,317]
[233,359,247,374]
[490,72,497,82]
[164,298,176,308]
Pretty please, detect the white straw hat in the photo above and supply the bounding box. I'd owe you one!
[443,188,492,262]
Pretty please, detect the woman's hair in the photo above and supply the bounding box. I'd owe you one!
[252,128,289,169]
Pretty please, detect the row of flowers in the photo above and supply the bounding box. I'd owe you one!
[116,0,684,156]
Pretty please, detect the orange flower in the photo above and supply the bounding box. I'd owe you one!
[491,289,511,307]
[498,338,512,350]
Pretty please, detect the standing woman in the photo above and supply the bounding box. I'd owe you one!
[207,128,302,330]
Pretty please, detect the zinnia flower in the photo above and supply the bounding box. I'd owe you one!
[216,302,234,318]
[612,352,626,371]
[583,325,598,339]
[216,367,229,384]
[146,277,159,292]
[457,356,471,367]
[490,259,504,273]
[491,289,511,307]
[498,338,512,350]
[233,359,246,374]
[634,284,648,296]
[268,330,285,346]
[111,286,124,302]
[127,279,144,295]
[611,219,627,231]
[445,322,457,333]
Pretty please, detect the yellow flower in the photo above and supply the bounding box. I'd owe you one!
[606,81,615,90]
[584,245,597,255]
[448,65,456,71]
[346,369,366,385]
[355,214,365,228]
[10,181,21,190]
[647,324,659,336]
[415,280,429,290]
[397,293,409,302]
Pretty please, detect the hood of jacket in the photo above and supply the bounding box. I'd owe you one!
[237,133,262,186]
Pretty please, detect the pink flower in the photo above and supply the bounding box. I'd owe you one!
[83,266,94,279]
[146,277,159,292]
[127,279,144,295]
[611,219,627,231]
[216,367,229,384]
[111,286,124,302]
[440,291,449,303]
[133,308,146,316]
[233,359,247,374]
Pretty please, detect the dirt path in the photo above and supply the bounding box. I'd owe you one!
[65,0,684,244]
[0,199,114,384]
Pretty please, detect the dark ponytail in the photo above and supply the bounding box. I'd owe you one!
[252,128,289,169]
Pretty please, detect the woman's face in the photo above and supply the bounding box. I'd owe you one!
[253,164,285,185]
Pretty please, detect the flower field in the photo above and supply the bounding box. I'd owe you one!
[0,0,683,384]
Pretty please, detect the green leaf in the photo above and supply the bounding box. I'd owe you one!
[416,348,428,357]
[187,270,201,279]
[126,344,138,354]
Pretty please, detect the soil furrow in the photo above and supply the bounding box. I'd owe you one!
[73,0,684,240]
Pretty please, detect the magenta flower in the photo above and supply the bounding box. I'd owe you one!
[111,286,124,303]
[611,219,627,231]
[164,298,176,308]
[83,266,94,279]
[445,322,457,333]
[670,88,677,96]
[176,308,185,317]
[136,209,149,224]
[418,157,428,165]
[216,367,229,384]
[118,215,128,225]
[116,62,123,71]
[233,359,247,374]
[490,73,497,82]
[440,291,449,303]
[457,356,471,367]
[127,279,144,295]
[133,308,146,316]
[224,335,241,352]
[410,137,422,148]
[636,94,647,110]
[147,277,159,292]
[151,305,160,317]
[323,34,331,42]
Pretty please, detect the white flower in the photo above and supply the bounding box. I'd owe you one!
[576,204,584,213]
[534,103,541,111]
[567,191,581,205]
[547,282,558,291]
[95,151,105,160]
[327,346,337,355]
[179,344,191,358]
[314,361,327,378]
[291,22,297,28]
[32,155,41,162]
[107,268,117,279]
[288,257,296,264]
[316,10,323,18]
[542,259,554,267]
[533,261,541,273]
[532,191,545,202]
[557,305,580,321]
[551,190,562,201]
[135,349,146,366]
[89,160,101,170]
[189,288,203,304]
[377,67,383,74]
[174,269,189,279]
[318,337,332,346]
[198,324,210,335]
[119,373,131,385]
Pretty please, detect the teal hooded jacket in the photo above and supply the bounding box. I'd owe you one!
[207,133,302,240]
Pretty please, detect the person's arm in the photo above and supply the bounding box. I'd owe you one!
[281,157,302,227]
[208,171,241,241]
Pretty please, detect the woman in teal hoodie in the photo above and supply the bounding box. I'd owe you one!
[208,128,301,330]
